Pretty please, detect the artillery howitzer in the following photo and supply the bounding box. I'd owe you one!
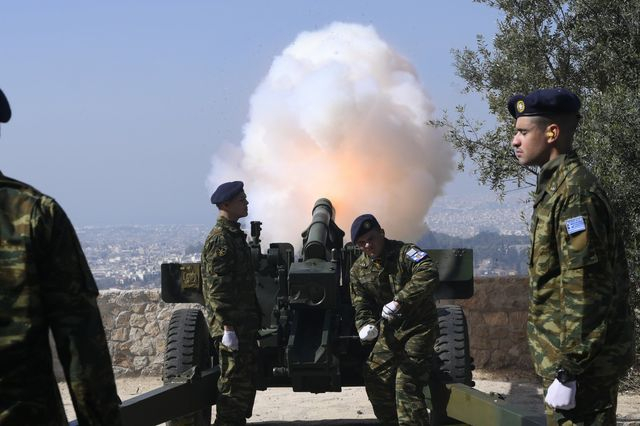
[113,198,544,426]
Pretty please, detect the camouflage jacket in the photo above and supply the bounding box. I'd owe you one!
[0,173,122,425]
[349,239,439,339]
[201,216,260,338]
[528,151,635,380]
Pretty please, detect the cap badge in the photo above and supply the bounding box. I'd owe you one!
[516,100,525,113]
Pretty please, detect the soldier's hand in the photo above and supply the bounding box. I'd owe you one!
[381,301,400,320]
[358,324,379,341]
[222,330,239,351]
[544,379,576,409]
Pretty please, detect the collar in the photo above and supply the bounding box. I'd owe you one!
[216,215,243,233]
[534,150,580,206]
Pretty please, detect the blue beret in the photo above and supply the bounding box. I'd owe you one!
[351,214,381,243]
[0,88,11,123]
[210,181,244,204]
[508,88,580,119]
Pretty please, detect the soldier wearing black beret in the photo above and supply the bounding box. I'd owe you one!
[509,88,634,424]
[201,180,261,425]
[349,213,440,425]
[0,88,122,424]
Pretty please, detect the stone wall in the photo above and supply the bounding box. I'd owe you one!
[439,276,531,371]
[98,290,203,377]
[52,277,532,378]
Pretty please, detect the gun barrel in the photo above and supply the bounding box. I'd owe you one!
[303,198,334,260]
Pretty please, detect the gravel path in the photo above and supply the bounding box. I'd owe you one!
[59,370,640,425]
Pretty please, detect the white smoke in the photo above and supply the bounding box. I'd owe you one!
[207,22,453,246]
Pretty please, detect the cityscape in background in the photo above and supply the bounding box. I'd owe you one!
[78,195,532,290]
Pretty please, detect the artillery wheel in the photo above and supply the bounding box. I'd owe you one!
[432,304,474,386]
[163,308,213,426]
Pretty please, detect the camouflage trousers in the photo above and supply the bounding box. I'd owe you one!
[214,338,258,426]
[542,375,619,426]
[0,373,68,426]
[363,325,435,426]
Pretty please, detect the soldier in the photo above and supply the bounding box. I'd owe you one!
[509,88,635,424]
[201,181,260,426]
[349,214,439,426]
[0,88,122,425]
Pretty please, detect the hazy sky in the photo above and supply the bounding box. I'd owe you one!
[1,1,504,226]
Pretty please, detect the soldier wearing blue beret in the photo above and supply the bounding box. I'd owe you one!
[509,88,634,424]
[210,180,244,205]
[508,87,581,120]
[0,88,123,424]
[349,213,439,425]
[201,180,261,425]
[350,214,381,244]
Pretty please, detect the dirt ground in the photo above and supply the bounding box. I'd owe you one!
[59,370,640,425]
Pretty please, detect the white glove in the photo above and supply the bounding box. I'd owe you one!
[545,379,577,410]
[222,330,239,351]
[382,301,400,320]
[358,324,379,341]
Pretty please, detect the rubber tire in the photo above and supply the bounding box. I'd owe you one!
[433,304,474,386]
[163,308,213,426]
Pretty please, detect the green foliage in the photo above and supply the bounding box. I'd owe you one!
[430,0,639,388]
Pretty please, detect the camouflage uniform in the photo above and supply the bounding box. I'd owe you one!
[528,151,635,424]
[350,239,439,426]
[0,173,122,426]
[201,216,260,426]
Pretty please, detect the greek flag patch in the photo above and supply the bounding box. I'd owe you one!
[406,247,428,262]
[565,216,586,235]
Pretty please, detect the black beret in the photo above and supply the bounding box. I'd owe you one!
[210,181,244,204]
[508,88,580,119]
[0,88,11,123]
[351,214,381,243]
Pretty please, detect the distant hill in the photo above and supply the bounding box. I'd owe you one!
[78,224,531,291]
[418,230,529,277]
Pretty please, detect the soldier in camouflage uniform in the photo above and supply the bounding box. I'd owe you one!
[349,214,439,426]
[201,180,260,426]
[509,88,635,425]
[0,88,122,425]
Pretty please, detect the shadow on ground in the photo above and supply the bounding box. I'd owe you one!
[251,422,377,425]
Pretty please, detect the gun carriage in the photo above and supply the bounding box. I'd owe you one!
[110,198,543,426]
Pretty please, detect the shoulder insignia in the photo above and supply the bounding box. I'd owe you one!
[565,216,586,235]
[215,247,228,257]
[405,247,428,262]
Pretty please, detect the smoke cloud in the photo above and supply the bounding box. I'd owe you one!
[207,22,453,246]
